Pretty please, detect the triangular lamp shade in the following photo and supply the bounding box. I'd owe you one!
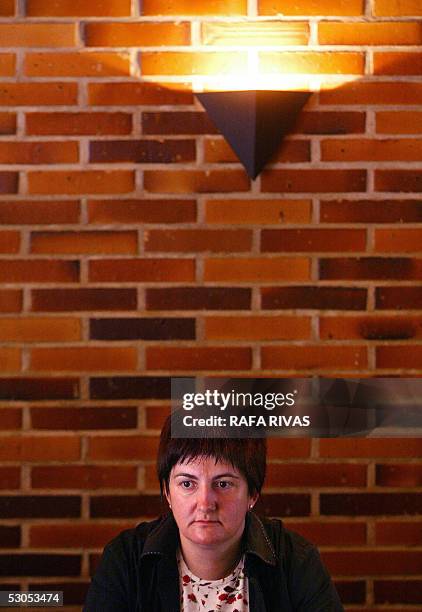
[196,90,311,179]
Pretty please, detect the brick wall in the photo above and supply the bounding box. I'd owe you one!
[0,0,421,609]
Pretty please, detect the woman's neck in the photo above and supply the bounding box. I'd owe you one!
[179,536,243,581]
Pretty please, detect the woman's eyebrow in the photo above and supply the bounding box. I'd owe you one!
[173,472,240,479]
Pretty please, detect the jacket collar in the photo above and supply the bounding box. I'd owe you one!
[140,511,277,567]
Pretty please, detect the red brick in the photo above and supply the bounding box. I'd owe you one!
[374,52,422,75]
[320,257,422,281]
[30,347,137,372]
[143,111,216,135]
[374,580,422,605]
[297,111,365,134]
[376,521,422,545]
[89,139,195,163]
[30,406,137,430]
[145,229,251,253]
[141,51,247,76]
[258,494,310,517]
[260,52,364,75]
[202,21,309,46]
[322,492,421,515]
[320,315,422,341]
[0,317,81,342]
[27,0,132,16]
[0,83,78,107]
[376,286,422,310]
[31,288,137,312]
[320,81,422,105]
[0,0,14,16]
[0,83,77,107]
[0,377,79,401]
[0,112,16,135]
[0,54,15,76]
[321,199,422,223]
[258,0,363,16]
[0,172,18,194]
[374,0,422,16]
[90,494,163,518]
[205,315,311,340]
[0,290,22,313]
[285,521,366,546]
[266,463,367,488]
[262,229,365,252]
[90,376,170,401]
[31,231,137,255]
[86,22,190,46]
[262,345,367,370]
[204,257,310,282]
[88,199,196,224]
[0,260,79,283]
[0,467,20,489]
[146,346,252,371]
[205,199,311,224]
[261,169,366,193]
[204,138,310,164]
[0,141,78,164]
[322,550,422,576]
[320,438,422,458]
[31,466,137,490]
[26,112,131,136]
[0,230,20,253]
[89,258,194,283]
[319,22,422,45]
[25,52,130,77]
[375,228,422,253]
[0,552,81,575]
[142,0,247,15]
[0,408,22,430]
[0,200,79,225]
[145,405,171,430]
[0,436,80,461]
[376,169,422,192]
[377,111,422,134]
[262,286,367,310]
[28,171,135,195]
[322,138,422,161]
[87,435,158,460]
[86,317,186,342]
[89,82,193,106]
[144,170,249,193]
[0,24,77,47]
[376,464,422,487]
[0,348,20,371]
[376,345,422,369]
[29,522,133,548]
[146,287,251,311]
[267,438,311,459]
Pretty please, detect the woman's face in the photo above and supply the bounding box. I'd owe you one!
[165,455,257,550]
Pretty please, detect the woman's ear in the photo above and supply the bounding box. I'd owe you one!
[164,484,172,509]
[248,492,259,510]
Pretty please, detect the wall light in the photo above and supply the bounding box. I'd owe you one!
[196,89,310,179]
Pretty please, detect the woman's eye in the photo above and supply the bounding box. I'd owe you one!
[217,481,232,489]
[181,480,193,489]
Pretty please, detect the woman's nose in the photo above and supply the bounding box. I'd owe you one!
[197,484,217,510]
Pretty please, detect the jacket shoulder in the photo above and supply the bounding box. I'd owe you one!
[258,515,317,564]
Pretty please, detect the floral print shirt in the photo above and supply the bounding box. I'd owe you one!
[177,549,249,612]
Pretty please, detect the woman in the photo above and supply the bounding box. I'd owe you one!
[84,414,343,611]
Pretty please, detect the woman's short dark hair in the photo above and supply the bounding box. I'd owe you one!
[157,413,266,497]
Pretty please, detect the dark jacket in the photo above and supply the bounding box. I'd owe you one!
[84,512,344,612]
